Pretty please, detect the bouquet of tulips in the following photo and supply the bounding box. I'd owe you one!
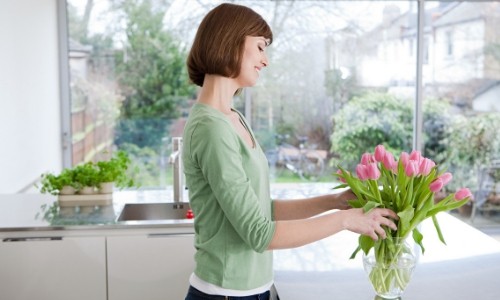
[335,145,472,295]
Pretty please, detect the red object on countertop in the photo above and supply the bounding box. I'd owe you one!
[186,209,194,219]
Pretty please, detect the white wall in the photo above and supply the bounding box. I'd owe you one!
[0,0,62,193]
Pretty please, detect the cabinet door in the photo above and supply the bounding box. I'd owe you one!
[107,234,195,300]
[0,236,106,300]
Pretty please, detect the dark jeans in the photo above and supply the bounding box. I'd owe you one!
[185,285,271,300]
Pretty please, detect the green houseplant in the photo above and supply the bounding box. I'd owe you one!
[37,151,136,196]
[73,162,100,194]
[39,168,77,195]
[96,150,135,191]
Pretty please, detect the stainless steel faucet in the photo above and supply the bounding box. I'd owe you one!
[169,137,184,203]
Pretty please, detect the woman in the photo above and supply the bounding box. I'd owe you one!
[183,3,398,300]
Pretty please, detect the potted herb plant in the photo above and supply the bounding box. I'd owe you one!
[96,150,136,193]
[73,162,99,194]
[38,168,77,195]
[37,151,137,199]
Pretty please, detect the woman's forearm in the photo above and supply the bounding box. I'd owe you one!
[267,206,398,250]
[273,195,334,220]
[273,190,353,221]
[267,211,347,249]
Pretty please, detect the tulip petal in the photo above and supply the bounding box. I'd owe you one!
[374,145,386,162]
[455,188,472,201]
[430,178,444,193]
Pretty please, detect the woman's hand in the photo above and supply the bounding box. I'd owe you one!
[341,208,398,240]
[331,189,356,210]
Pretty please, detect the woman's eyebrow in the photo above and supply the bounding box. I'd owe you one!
[258,38,270,46]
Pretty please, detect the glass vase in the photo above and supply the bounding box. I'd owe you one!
[362,237,416,299]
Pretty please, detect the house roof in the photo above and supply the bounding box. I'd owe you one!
[69,39,92,53]
[433,2,491,28]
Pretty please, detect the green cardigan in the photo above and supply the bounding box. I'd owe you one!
[182,103,276,290]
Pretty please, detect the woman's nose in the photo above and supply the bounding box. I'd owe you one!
[261,52,269,67]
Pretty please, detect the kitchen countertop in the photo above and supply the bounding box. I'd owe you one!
[0,189,193,231]
[0,183,336,232]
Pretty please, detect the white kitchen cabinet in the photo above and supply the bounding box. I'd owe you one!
[107,233,195,300]
[0,235,106,300]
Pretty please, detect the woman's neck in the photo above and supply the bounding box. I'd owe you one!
[197,75,239,114]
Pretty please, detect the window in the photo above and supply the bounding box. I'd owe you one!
[446,30,454,56]
[65,0,500,216]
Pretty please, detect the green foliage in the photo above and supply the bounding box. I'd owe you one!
[37,151,137,195]
[440,113,500,191]
[330,92,452,170]
[73,162,100,188]
[117,143,160,187]
[330,92,413,168]
[38,169,77,195]
[422,99,451,163]
[113,0,195,150]
[97,150,136,189]
[444,113,500,167]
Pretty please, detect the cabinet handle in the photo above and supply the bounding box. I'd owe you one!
[2,237,63,242]
[147,233,194,238]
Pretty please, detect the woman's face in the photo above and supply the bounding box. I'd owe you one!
[236,36,269,87]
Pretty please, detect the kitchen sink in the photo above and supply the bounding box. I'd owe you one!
[117,202,191,221]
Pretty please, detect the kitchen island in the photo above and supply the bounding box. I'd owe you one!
[274,212,500,300]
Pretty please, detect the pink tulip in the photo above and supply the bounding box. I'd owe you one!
[374,145,386,162]
[382,152,397,172]
[336,169,347,183]
[356,164,369,180]
[399,152,410,168]
[439,172,453,186]
[419,158,435,176]
[430,178,444,193]
[404,160,419,177]
[409,150,423,163]
[366,162,381,180]
[361,153,375,165]
[455,188,472,201]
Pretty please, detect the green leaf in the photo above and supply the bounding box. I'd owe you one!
[348,199,365,208]
[360,235,375,256]
[349,245,362,259]
[427,198,468,217]
[432,215,446,245]
[363,201,381,213]
[397,206,415,236]
[332,183,349,190]
[412,228,425,254]
[405,179,414,208]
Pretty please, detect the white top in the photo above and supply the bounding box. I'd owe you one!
[189,273,273,297]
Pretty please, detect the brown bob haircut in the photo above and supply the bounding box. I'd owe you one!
[187,3,273,87]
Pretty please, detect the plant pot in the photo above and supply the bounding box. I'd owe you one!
[458,202,472,217]
[363,237,416,299]
[59,185,76,195]
[78,186,96,195]
[434,191,447,203]
[99,182,114,194]
[487,193,500,205]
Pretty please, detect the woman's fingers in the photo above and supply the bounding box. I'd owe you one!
[378,208,399,220]
[345,207,399,240]
[368,208,398,239]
